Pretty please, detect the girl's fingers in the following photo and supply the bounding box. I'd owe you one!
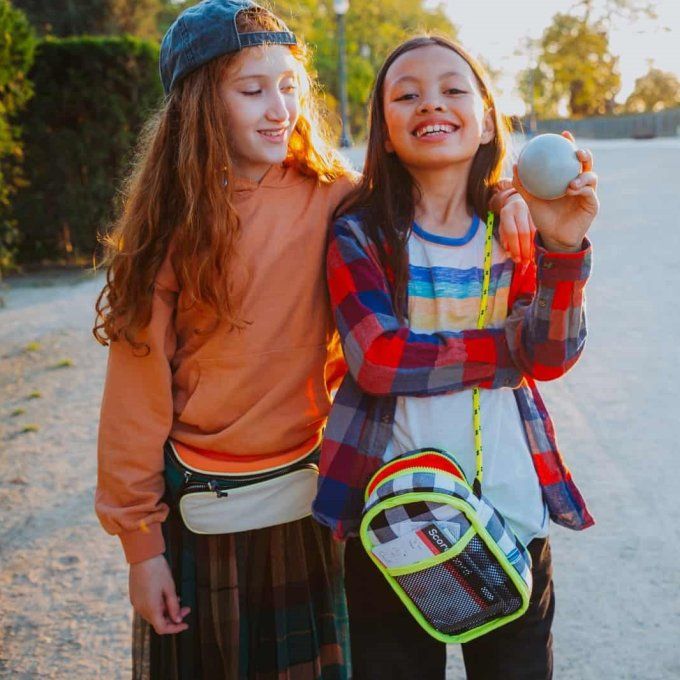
[163,586,183,624]
[494,178,514,193]
[151,590,190,635]
[566,186,599,213]
[519,208,534,263]
[512,164,531,201]
[503,214,521,263]
[489,187,517,213]
[576,148,593,172]
[561,130,575,143]
[569,171,598,190]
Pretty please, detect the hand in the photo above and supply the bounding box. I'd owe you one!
[513,131,599,252]
[129,554,190,635]
[491,182,536,265]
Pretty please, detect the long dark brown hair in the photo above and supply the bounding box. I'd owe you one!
[93,6,348,349]
[336,35,508,316]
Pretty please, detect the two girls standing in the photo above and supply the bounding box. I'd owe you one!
[95,2,598,679]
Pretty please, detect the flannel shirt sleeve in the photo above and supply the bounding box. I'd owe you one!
[327,216,522,397]
[505,236,592,381]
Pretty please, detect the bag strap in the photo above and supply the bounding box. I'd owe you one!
[472,211,495,497]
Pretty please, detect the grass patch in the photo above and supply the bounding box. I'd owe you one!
[21,424,40,434]
[27,390,42,400]
[11,408,26,417]
[52,358,74,369]
[24,341,41,353]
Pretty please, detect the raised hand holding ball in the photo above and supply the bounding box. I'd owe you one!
[513,131,599,253]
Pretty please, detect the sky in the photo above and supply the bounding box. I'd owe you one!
[443,0,680,115]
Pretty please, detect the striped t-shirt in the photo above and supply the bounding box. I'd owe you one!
[386,214,549,545]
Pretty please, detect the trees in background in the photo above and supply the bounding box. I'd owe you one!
[13,0,165,39]
[518,13,620,119]
[625,67,680,113]
[516,0,674,119]
[13,37,162,263]
[0,0,35,274]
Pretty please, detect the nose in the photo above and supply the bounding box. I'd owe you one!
[417,96,445,114]
[266,90,289,123]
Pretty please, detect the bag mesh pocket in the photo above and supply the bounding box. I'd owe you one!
[395,535,523,635]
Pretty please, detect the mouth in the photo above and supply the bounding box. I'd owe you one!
[258,127,289,142]
[412,122,460,139]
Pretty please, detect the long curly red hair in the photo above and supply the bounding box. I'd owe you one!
[93,6,348,349]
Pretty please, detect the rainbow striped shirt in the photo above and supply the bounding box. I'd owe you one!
[388,215,549,545]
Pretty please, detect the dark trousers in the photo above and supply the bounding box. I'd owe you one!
[344,536,555,680]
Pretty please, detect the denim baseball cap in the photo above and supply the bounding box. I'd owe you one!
[160,0,297,95]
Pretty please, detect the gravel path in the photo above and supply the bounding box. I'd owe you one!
[1,139,679,679]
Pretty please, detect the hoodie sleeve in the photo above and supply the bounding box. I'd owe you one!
[95,254,178,564]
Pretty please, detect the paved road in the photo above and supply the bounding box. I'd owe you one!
[454,138,680,679]
[1,139,678,678]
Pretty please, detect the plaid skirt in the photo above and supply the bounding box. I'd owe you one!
[132,505,350,680]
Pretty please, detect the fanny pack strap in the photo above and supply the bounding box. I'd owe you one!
[472,211,495,498]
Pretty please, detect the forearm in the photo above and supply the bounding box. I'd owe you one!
[329,219,522,397]
[343,324,521,396]
[506,238,591,380]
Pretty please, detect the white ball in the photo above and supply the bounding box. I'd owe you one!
[517,133,582,200]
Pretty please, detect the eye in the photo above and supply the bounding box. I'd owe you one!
[395,93,418,101]
[281,83,297,94]
[445,88,466,95]
[241,89,262,96]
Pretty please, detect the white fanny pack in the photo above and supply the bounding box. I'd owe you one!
[164,440,319,534]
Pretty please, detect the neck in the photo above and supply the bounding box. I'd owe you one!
[232,162,274,184]
[409,162,473,238]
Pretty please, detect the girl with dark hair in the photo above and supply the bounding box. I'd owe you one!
[313,35,599,679]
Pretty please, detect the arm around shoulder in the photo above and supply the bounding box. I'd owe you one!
[327,216,522,396]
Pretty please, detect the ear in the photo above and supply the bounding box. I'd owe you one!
[480,108,495,145]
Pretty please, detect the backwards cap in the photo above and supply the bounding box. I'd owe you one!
[160,0,297,95]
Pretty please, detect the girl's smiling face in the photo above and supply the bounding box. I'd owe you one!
[382,44,495,172]
[220,45,300,181]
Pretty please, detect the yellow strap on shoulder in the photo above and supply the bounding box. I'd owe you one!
[472,211,495,496]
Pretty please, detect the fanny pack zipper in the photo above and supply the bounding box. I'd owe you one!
[181,461,318,499]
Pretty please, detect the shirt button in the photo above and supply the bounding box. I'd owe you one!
[380,414,391,424]
[538,299,547,308]
[543,261,554,269]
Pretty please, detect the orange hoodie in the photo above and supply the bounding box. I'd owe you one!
[96,164,356,563]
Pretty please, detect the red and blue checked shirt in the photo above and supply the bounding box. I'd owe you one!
[312,212,595,540]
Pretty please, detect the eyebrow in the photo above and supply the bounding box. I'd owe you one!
[232,70,296,81]
[390,71,468,87]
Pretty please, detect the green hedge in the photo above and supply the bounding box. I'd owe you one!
[14,35,162,263]
[0,0,35,272]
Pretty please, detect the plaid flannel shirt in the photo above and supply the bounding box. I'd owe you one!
[313,212,595,540]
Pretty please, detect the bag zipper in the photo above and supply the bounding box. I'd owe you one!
[181,461,318,499]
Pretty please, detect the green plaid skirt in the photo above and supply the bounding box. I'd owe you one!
[132,506,349,680]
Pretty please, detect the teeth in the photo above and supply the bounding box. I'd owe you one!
[415,124,456,138]
[261,129,285,137]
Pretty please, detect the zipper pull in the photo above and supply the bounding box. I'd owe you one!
[183,469,192,484]
[208,480,229,498]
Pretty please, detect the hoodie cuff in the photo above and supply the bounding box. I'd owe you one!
[119,523,165,565]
